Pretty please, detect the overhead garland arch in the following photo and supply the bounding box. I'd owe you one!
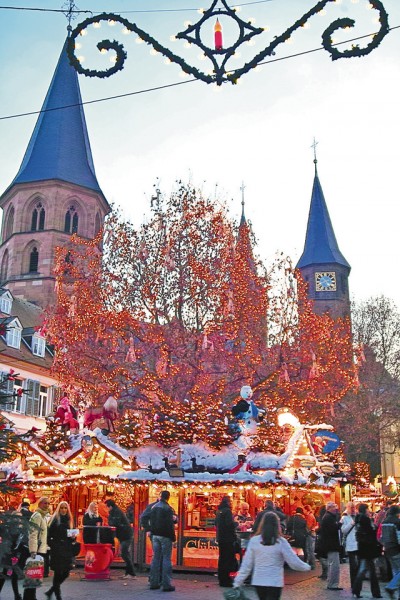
[66,0,389,86]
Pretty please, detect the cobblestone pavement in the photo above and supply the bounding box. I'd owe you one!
[0,563,393,600]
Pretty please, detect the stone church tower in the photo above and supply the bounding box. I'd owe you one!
[0,39,110,308]
[296,159,351,319]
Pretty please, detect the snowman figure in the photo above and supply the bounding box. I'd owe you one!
[232,386,265,445]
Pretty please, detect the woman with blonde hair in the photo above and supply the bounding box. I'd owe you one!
[234,512,310,600]
[83,501,103,543]
[45,501,78,600]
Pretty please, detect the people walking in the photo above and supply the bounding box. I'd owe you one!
[105,499,136,580]
[23,496,51,600]
[148,490,177,592]
[317,501,343,590]
[286,507,309,563]
[82,501,103,544]
[215,496,238,588]
[233,511,311,600]
[352,503,382,599]
[45,501,78,600]
[380,505,400,598]
[341,501,358,589]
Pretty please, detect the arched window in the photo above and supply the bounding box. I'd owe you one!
[31,202,45,231]
[29,247,39,273]
[94,213,101,236]
[0,251,9,283]
[4,206,14,240]
[64,205,79,234]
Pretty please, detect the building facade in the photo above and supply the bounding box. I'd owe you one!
[0,39,110,432]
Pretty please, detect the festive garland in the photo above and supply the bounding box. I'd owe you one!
[67,1,390,85]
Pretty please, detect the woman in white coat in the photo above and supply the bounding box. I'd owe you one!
[234,512,311,600]
[340,501,358,589]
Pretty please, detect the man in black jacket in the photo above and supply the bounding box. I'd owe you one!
[318,501,343,591]
[252,500,287,534]
[105,500,136,580]
[148,491,177,592]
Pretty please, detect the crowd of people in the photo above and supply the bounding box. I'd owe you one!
[1,494,400,599]
[216,497,400,600]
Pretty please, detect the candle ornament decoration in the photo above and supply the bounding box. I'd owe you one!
[67,0,389,85]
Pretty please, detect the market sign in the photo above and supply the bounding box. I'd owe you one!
[299,457,316,468]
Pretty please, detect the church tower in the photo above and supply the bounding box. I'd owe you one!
[0,39,110,308]
[296,157,351,319]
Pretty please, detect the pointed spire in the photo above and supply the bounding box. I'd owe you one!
[9,40,104,196]
[297,160,350,270]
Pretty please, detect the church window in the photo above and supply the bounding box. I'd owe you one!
[4,206,14,240]
[94,212,101,235]
[64,205,79,234]
[29,247,39,273]
[0,251,9,285]
[31,202,45,231]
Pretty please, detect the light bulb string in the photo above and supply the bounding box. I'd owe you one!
[0,24,398,123]
[0,1,274,15]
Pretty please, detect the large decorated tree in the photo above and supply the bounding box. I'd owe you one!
[46,182,356,451]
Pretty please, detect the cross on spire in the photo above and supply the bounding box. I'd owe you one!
[311,137,319,174]
[62,0,79,34]
[240,182,246,224]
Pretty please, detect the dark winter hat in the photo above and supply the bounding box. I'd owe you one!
[232,399,250,416]
[295,507,304,514]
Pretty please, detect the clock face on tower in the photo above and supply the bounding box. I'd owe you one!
[315,271,337,292]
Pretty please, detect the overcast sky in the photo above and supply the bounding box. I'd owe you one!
[0,0,399,307]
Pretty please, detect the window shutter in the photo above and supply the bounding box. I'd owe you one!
[25,379,40,416]
[1,371,15,411]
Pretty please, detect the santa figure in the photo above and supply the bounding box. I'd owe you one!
[55,395,79,432]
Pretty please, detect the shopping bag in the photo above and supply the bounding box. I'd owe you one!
[23,555,44,588]
[223,586,251,600]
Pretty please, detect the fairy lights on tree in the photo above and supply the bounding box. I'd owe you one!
[46,182,356,452]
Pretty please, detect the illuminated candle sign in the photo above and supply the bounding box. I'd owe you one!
[214,19,223,50]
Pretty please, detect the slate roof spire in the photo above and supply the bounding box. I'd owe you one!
[10,39,103,195]
[296,158,350,269]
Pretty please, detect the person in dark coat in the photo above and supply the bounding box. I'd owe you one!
[215,496,238,588]
[381,505,400,598]
[0,510,30,600]
[253,500,287,534]
[286,507,309,562]
[148,490,177,592]
[352,503,382,599]
[82,501,103,544]
[318,501,342,590]
[105,499,136,579]
[46,501,78,600]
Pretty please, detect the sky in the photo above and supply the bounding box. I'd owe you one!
[0,0,399,307]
